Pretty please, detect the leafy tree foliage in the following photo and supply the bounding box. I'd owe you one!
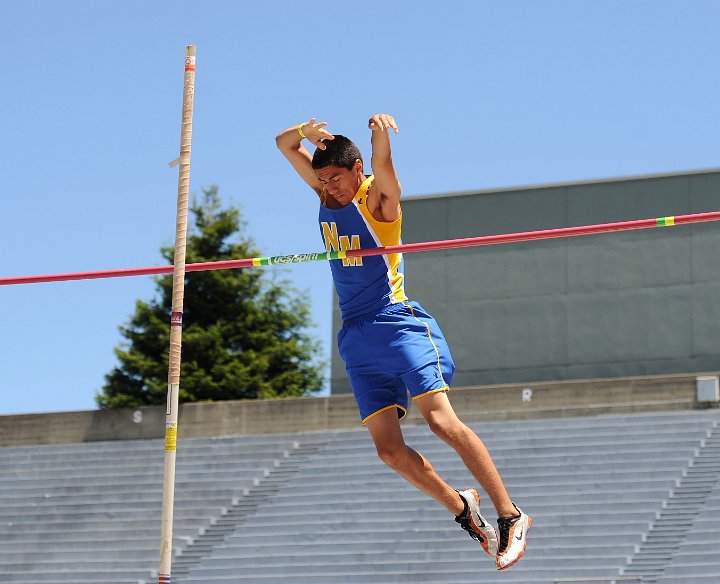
[96,186,324,408]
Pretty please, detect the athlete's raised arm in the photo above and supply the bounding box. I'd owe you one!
[368,113,402,222]
[276,118,335,196]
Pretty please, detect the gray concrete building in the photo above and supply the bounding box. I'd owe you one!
[330,168,720,394]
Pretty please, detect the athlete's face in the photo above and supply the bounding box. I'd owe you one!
[315,161,364,206]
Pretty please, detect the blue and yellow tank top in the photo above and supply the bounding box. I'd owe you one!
[318,175,407,321]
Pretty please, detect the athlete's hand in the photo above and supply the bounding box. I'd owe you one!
[368,113,399,134]
[300,118,335,150]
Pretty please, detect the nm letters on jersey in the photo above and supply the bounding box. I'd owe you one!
[321,221,363,267]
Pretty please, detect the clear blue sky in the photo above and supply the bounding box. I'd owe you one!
[1,1,718,415]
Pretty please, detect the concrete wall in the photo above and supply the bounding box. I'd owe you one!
[1,373,716,446]
[330,169,720,394]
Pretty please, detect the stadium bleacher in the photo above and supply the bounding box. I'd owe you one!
[0,409,718,584]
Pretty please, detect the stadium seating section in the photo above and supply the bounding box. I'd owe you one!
[1,409,718,583]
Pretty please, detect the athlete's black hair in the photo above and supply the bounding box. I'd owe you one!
[311,135,363,171]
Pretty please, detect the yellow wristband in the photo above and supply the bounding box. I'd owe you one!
[297,123,307,139]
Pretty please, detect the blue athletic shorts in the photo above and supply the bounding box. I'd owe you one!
[337,300,456,425]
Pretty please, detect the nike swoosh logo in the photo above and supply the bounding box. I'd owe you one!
[515,525,524,541]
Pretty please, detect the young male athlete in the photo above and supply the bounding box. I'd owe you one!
[276,114,531,570]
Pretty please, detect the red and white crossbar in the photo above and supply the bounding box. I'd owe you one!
[2,211,719,286]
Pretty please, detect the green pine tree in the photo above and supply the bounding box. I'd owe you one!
[96,186,324,408]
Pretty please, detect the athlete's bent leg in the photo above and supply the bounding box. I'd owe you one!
[413,391,516,518]
[413,391,531,569]
[366,405,500,556]
[365,407,463,515]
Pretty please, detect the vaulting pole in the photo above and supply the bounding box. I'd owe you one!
[158,44,196,584]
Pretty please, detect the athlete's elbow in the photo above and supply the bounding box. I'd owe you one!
[275,132,295,152]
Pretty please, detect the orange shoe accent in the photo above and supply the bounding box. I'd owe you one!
[496,509,531,571]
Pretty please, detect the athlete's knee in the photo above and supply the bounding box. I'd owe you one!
[375,442,408,470]
[428,415,470,446]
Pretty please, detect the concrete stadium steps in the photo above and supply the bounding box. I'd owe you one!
[0,443,298,462]
[619,418,720,582]
[652,432,720,584]
[167,442,331,582]
[177,410,719,584]
[0,433,327,584]
[1,409,718,584]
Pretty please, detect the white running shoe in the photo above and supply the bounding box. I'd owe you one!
[496,503,531,571]
[455,488,499,557]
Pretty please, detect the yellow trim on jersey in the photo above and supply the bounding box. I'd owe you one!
[354,175,406,304]
[356,175,374,199]
[362,404,408,425]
